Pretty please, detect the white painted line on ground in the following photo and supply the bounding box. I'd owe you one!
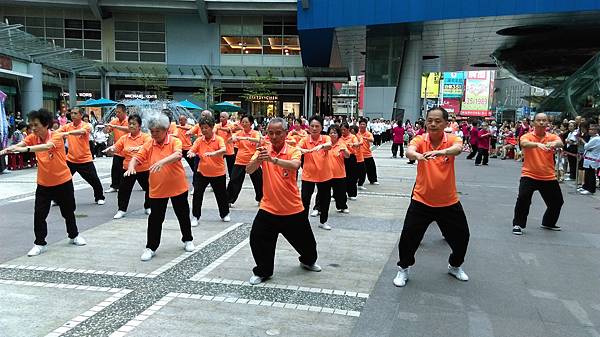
[200,277,369,299]
[147,222,245,278]
[189,238,249,281]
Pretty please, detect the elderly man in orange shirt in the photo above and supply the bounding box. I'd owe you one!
[0,109,87,256]
[126,114,194,261]
[394,107,470,287]
[58,107,106,205]
[512,112,564,235]
[246,117,321,285]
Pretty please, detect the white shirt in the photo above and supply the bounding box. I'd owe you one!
[583,135,600,169]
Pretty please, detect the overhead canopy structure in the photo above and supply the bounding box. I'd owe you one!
[0,22,98,74]
[83,64,350,82]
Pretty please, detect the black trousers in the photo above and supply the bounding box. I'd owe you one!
[374,134,382,146]
[147,191,193,251]
[513,177,564,228]
[356,161,367,187]
[583,167,597,193]
[192,173,230,219]
[566,145,578,179]
[67,161,105,201]
[344,155,358,198]
[250,209,318,278]
[226,164,263,204]
[118,170,150,212]
[302,180,331,224]
[34,180,79,246]
[89,141,96,159]
[466,144,478,159]
[331,177,348,210]
[398,200,470,269]
[364,157,378,183]
[95,143,107,157]
[110,155,124,189]
[392,142,404,158]
[225,154,235,177]
[475,148,489,165]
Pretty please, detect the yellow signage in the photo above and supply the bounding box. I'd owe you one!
[421,72,441,98]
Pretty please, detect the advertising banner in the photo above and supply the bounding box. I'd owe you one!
[421,72,440,98]
[441,98,461,114]
[461,71,493,117]
[442,72,464,98]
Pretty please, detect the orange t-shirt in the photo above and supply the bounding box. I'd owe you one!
[24,131,72,187]
[341,134,359,156]
[135,135,189,198]
[298,135,332,182]
[234,129,261,165]
[359,130,374,158]
[520,132,561,181]
[252,144,304,215]
[354,134,365,162]
[58,122,93,163]
[285,129,307,146]
[190,134,226,177]
[189,124,201,137]
[175,125,193,150]
[214,123,234,155]
[109,118,129,156]
[410,133,463,207]
[329,141,348,179]
[168,122,178,136]
[113,132,152,171]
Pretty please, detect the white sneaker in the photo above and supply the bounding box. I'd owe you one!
[577,187,584,192]
[300,262,322,272]
[331,197,335,201]
[145,208,151,215]
[183,241,195,252]
[50,200,57,207]
[69,236,87,246]
[337,209,350,214]
[580,189,593,195]
[229,203,235,208]
[310,210,320,217]
[448,265,469,281]
[96,199,105,205]
[113,210,126,219]
[358,186,367,191]
[249,275,264,285]
[318,223,332,230]
[371,182,380,185]
[191,217,199,227]
[27,245,47,257]
[222,214,231,222]
[393,267,409,287]
[105,187,118,193]
[140,248,155,261]
[349,197,357,201]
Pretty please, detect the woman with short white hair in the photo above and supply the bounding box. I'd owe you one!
[126,113,194,261]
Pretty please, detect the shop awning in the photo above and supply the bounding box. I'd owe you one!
[0,22,98,73]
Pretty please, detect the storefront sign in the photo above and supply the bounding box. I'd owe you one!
[441,98,461,113]
[442,72,464,98]
[61,92,94,98]
[247,95,278,101]
[461,71,493,117]
[123,93,158,99]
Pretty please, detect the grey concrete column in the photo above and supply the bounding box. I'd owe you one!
[100,74,110,99]
[394,37,422,123]
[68,73,77,108]
[22,63,43,113]
[303,79,309,117]
[308,79,314,116]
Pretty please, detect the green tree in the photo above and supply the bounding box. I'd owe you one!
[192,80,224,108]
[241,75,278,117]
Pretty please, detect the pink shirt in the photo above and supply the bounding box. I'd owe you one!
[392,126,405,143]
[477,129,491,149]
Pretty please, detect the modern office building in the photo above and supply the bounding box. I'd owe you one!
[0,0,347,118]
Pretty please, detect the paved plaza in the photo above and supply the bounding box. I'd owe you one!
[1,145,600,337]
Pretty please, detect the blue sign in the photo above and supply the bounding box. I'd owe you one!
[442,72,465,99]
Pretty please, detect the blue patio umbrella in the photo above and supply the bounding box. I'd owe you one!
[211,101,241,112]
[76,98,97,107]
[88,97,118,107]
[178,99,202,110]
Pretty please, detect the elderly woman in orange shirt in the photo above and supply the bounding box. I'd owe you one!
[298,115,333,230]
[126,113,194,262]
[103,114,152,220]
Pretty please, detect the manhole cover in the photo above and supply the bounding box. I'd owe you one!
[328,263,340,268]
[266,329,280,336]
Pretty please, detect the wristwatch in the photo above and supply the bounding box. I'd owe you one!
[26,147,31,153]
